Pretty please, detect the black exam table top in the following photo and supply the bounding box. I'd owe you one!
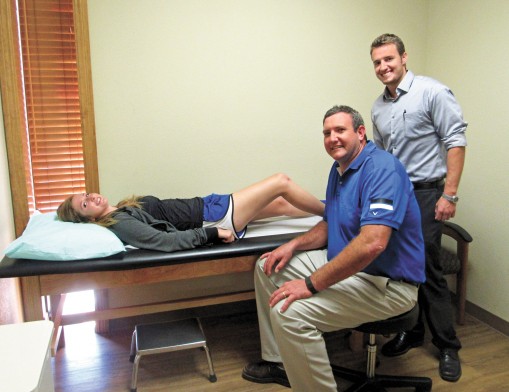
[0,232,301,278]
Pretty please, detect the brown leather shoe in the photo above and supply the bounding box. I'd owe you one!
[242,360,290,388]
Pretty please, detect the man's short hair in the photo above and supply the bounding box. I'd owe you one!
[370,33,406,56]
[323,105,365,131]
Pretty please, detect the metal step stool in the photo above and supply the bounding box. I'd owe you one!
[129,318,217,392]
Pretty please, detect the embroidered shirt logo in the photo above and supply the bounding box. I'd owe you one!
[369,198,394,212]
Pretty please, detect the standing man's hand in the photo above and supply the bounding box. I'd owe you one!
[435,197,456,221]
[436,146,465,221]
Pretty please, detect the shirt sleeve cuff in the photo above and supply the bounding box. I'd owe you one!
[205,227,220,243]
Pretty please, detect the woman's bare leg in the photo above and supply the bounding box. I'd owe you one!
[251,197,314,220]
[231,173,324,231]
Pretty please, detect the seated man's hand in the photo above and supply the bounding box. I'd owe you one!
[269,279,312,313]
[260,242,295,276]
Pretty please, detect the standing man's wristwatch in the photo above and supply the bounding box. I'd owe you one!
[441,193,459,204]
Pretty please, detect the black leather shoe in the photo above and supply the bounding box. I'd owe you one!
[439,349,462,382]
[242,360,290,388]
[381,331,424,357]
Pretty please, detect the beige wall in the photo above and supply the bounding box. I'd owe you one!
[425,0,509,320]
[1,1,508,323]
[87,0,428,200]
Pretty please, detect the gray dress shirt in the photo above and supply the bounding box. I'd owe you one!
[371,71,467,183]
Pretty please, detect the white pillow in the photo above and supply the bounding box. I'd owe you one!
[4,211,125,261]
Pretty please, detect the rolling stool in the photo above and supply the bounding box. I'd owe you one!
[331,305,432,391]
[129,318,217,392]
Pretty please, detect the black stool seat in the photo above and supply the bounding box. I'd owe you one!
[355,305,421,336]
[332,305,432,392]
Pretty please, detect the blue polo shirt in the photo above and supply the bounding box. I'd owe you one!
[324,142,425,284]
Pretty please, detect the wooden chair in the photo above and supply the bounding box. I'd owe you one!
[440,221,473,325]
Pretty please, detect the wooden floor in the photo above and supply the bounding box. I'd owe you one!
[52,310,509,392]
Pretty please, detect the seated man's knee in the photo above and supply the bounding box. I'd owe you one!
[254,257,272,288]
[255,257,266,277]
[270,300,304,333]
[269,304,286,332]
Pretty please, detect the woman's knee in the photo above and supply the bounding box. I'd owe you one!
[269,173,293,190]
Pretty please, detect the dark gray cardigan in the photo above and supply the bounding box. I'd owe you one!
[108,196,218,252]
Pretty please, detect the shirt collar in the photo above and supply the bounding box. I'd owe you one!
[383,70,415,101]
[335,141,376,175]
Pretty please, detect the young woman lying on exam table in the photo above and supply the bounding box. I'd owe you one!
[57,173,324,253]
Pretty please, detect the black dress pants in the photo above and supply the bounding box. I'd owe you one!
[413,186,462,351]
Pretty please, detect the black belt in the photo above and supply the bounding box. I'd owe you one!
[402,280,420,287]
[412,178,445,190]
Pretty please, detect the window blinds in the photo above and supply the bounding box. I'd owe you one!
[18,0,85,212]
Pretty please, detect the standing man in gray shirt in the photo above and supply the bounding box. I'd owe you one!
[370,33,467,382]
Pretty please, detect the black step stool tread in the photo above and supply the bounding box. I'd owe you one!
[135,318,206,353]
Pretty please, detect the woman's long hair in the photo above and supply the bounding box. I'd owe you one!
[57,195,143,227]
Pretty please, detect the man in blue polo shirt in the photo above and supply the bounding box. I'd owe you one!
[242,105,425,391]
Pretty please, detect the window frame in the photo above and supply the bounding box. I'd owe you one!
[0,0,99,237]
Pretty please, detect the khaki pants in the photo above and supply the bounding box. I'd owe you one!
[254,249,419,392]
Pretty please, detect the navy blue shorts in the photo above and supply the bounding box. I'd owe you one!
[202,193,230,221]
[202,193,246,239]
